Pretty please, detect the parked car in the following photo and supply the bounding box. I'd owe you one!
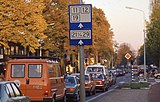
[65,75,80,102]
[91,73,110,92]
[0,81,30,102]
[85,74,96,96]
[108,72,117,85]
[5,59,66,102]
[154,73,160,79]
[71,73,80,79]
[116,69,125,76]
[108,69,117,76]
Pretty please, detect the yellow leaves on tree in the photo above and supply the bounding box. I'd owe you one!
[89,7,114,58]
[0,0,47,53]
[43,0,69,56]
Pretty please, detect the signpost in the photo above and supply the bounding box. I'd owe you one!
[125,53,131,60]
[69,4,92,46]
[69,2,92,102]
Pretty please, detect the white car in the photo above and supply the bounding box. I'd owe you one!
[154,73,160,79]
[85,64,108,76]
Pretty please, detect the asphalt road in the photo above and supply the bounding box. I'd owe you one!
[85,73,160,102]
[86,73,132,102]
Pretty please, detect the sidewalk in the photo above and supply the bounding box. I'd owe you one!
[149,83,160,102]
[92,82,160,102]
[95,89,149,102]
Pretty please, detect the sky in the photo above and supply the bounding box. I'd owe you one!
[83,0,150,51]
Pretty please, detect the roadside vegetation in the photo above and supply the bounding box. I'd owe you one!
[117,82,150,89]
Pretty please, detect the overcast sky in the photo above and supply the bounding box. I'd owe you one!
[83,0,150,51]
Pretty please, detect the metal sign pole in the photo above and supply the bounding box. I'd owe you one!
[78,1,85,102]
[69,1,92,101]
[79,45,85,102]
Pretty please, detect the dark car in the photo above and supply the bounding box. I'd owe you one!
[91,73,110,92]
[65,75,80,102]
[0,81,30,102]
[85,74,96,96]
[108,72,117,85]
[116,69,125,76]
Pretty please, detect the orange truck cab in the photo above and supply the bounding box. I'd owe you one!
[5,59,66,102]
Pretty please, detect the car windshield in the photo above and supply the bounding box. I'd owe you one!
[92,74,104,80]
[65,77,76,86]
[87,67,103,73]
[132,69,138,72]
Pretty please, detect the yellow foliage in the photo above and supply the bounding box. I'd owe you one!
[0,0,47,53]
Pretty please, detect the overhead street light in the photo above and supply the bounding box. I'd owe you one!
[126,6,147,81]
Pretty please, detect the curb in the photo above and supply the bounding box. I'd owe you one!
[121,88,150,90]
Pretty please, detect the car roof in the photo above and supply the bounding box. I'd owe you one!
[88,72,104,74]
[86,64,105,68]
[0,81,15,84]
[66,75,76,78]
[8,59,59,64]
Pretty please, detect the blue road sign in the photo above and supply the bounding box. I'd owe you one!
[69,4,92,46]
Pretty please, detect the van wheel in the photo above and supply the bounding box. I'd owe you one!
[61,94,66,102]
[51,98,55,102]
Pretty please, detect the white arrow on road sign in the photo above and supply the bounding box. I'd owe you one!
[78,40,84,45]
[78,23,83,28]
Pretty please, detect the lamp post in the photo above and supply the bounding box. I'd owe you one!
[126,6,147,81]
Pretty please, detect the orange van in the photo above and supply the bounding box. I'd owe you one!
[5,58,66,102]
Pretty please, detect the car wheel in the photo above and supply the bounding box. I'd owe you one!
[105,86,108,91]
[51,98,55,102]
[92,89,96,95]
[102,87,106,92]
[61,94,66,102]
[88,90,92,96]
[76,92,80,102]
[157,75,160,79]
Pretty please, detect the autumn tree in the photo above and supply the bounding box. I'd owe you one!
[116,43,134,67]
[85,7,113,64]
[43,0,70,57]
[146,2,160,68]
[0,0,47,53]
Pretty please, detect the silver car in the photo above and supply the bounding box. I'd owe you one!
[0,81,30,102]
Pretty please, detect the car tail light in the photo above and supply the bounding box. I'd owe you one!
[98,81,103,84]
[44,90,49,97]
[85,82,89,85]
[68,88,74,92]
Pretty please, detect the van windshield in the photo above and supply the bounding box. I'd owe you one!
[87,67,104,73]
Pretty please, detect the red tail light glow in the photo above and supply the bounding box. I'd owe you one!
[44,90,49,96]
[68,88,74,92]
[98,81,104,84]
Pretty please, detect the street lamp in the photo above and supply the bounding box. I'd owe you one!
[126,6,147,81]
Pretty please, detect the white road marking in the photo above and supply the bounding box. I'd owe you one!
[86,87,116,102]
